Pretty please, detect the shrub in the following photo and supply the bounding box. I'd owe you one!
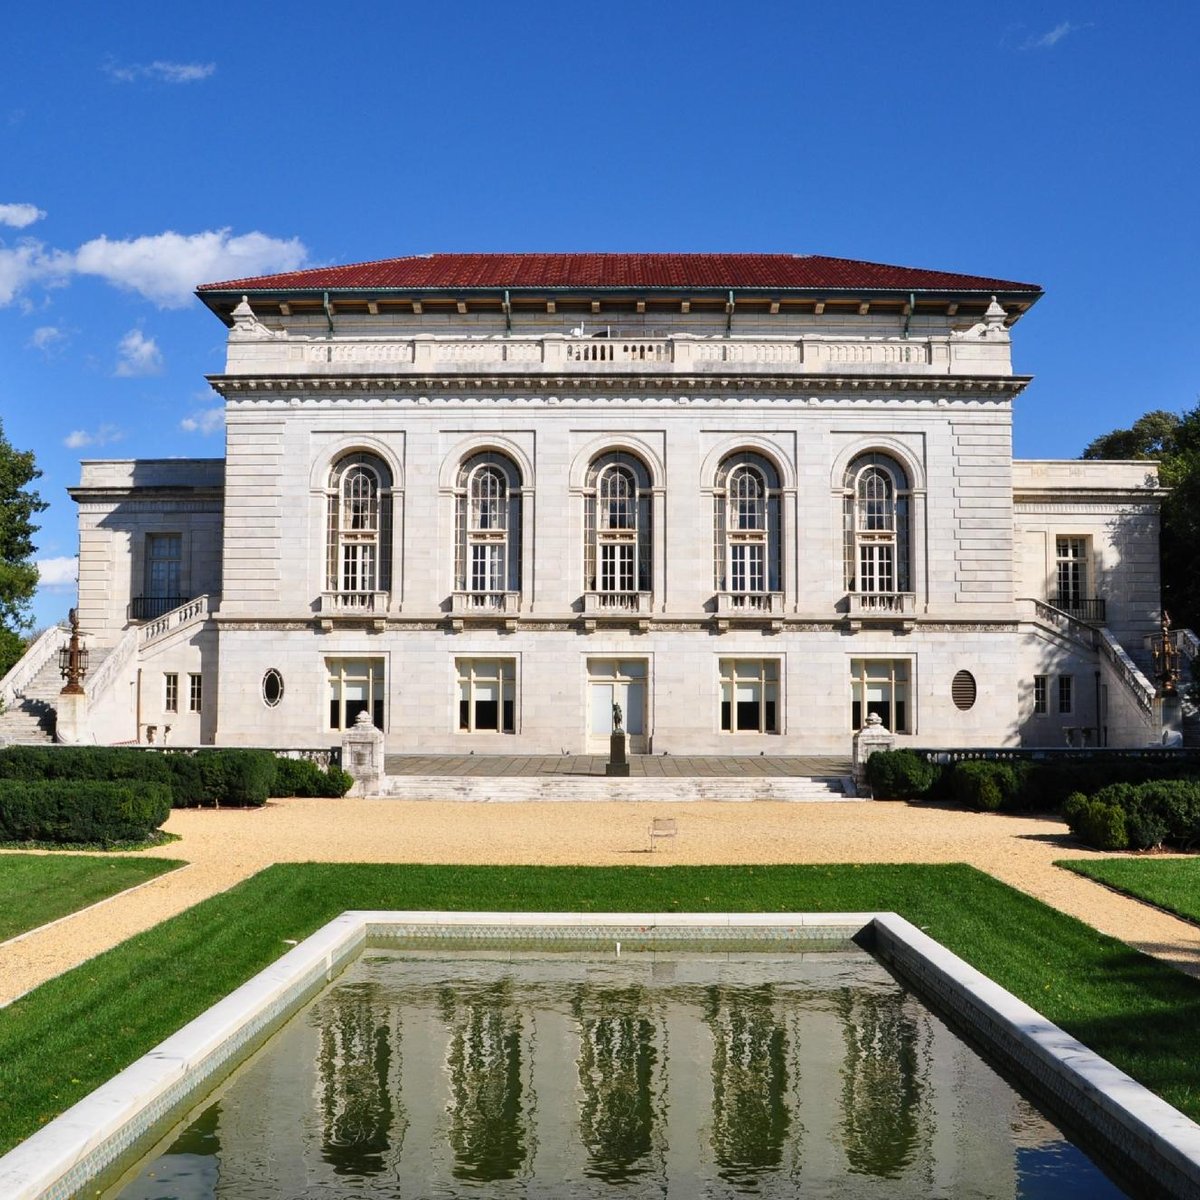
[192,750,277,808]
[1095,779,1200,851]
[949,761,1020,812]
[270,757,354,798]
[864,750,937,800]
[0,779,171,845]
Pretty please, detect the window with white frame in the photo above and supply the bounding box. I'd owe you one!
[457,658,516,733]
[719,659,779,733]
[327,657,385,731]
[164,673,178,713]
[713,453,781,595]
[1058,674,1074,715]
[326,454,392,603]
[584,452,652,597]
[850,658,911,733]
[1055,537,1088,604]
[188,673,202,713]
[455,453,522,599]
[843,454,910,595]
[1033,674,1048,715]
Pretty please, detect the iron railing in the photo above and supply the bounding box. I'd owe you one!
[1049,596,1106,625]
[128,595,189,621]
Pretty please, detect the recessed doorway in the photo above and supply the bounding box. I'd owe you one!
[587,658,647,752]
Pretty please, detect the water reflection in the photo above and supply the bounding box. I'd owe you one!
[312,980,406,1175]
[573,983,666,1181]
[837,987,931,1180]
[439,978,530,1182]
[705,983,793,1189]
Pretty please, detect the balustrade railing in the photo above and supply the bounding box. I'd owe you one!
[1097,627,1156,717]
[716,591,783,616]
[583,591,650,615]
[140,595,214,648]
[320,591,388,615]
[451,591,519,615]
[847,592,916,616]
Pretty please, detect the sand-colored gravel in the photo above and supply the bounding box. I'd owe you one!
[2,797,1198,1005]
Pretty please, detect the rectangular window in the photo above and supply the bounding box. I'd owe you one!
[600,543,636,592]
[1056,537,1088,603]
[470,542,505,593]
[729,542,765,593]
[327,657,385,731]
[719,659,779,733]
[164,673,178,713]
[1033,675,1048,716]
[1058,675,1073,715]
[850,659,912,733]
[188,674,202,713]
[858,542,895,594]
[144,534,182,617]
[457,659,516,733]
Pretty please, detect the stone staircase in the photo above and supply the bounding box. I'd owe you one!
[381,774,857,802]
[0,656,63,744]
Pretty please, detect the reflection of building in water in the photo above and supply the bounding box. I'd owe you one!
[439,979,533,1182]
[313,980,406,1174]
[572,984,667,1181]
[836,987,932,1181]
[704,983,796,1187]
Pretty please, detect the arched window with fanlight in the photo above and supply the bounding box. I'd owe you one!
[843,453,910,600]
[454,452,522,607]
[583,452,652,609]
[326,453,392,611]
[713,452,781,604]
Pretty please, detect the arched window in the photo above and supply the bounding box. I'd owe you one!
[713,452,781,595]
[455,452,522,600]
[326,453,392,607]
[843,454,910,595]
[584,452,652,600]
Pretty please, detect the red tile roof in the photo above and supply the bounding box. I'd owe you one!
[198,253,1041,295]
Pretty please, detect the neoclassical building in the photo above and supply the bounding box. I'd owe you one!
[37,254,1173,752]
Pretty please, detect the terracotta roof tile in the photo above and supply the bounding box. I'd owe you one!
[198,253,1041,295]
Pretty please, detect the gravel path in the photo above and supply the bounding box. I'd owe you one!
[2,797,1198,1005]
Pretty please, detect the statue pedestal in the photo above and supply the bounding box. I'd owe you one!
[55,690,89,744]
[341,710,385,796]
[852,714,894,795]
[605,731,630,777]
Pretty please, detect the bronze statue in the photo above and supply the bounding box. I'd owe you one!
[612,701,623,733]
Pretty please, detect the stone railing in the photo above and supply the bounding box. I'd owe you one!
[228,330,1012,378]
[140,594,214,649]
[84,627,138,707]
[847,592,916,617]
[451,590,519,615]
[715,591,784,616]
[320,590,389,615]
[1025,599,1098,648]
[583,591,651,615]
[1177,628,1200,663]
[0,622,69,708]
[1097,627,1157,717]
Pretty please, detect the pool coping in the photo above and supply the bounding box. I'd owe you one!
[0,909,1196,1200]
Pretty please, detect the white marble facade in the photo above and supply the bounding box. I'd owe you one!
[64,255,1168,753]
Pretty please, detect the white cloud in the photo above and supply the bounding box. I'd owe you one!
[0,241,69,306]
[105,59,215,84]
[1025,21,1088,49]
[0,203,45,228]
[114,329,164,376]
[28,324,66,353]
[180,406,225,436]
[64,423,124,449]
[73,228,308,308]
[37,556,78,587]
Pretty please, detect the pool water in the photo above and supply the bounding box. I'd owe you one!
[109,945,1128,1199]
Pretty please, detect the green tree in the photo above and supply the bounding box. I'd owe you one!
[1081,403,1200,632]
[0,420,47,676]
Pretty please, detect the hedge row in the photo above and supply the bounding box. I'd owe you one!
[0,747,352,809]
[1064,781,1200,851]
[0,779,172,845]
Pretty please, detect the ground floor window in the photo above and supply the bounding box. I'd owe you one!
[457,658,515,733]
[327,657,385,730]
[719,658,779,733]
[850,658,911,733]
[1033,675,1048,715]
[188,673,203,713]
[164,673,178,713]
[1058,675,1073,715]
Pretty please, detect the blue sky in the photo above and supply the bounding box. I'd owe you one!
[3,1,1197,628]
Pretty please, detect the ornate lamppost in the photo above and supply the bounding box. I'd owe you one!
[1151,610,1180,698]
[58,608,89,696]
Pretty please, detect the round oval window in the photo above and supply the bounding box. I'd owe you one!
[951,670,977,711]
[262,669,284,708]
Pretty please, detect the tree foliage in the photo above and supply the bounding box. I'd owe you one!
[1081,403,1200,632]
[0,420,47,675]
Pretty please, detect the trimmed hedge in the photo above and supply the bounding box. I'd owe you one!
[864,749,938,800]
[950,760,1021,812]
[0,779,171,845]
[1064,780,1200,851]
[270,757,354,798]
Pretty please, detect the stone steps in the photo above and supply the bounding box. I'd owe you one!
[380,774,857,802]
[0,656,64,744]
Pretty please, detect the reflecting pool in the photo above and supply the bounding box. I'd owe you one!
[109,945,1128,1198]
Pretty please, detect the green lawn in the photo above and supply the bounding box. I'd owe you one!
[0,854,182,943]
[1,862,1198,1154]
[1061,858,1200,925]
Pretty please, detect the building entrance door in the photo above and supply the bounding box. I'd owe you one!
[587,659,647,752]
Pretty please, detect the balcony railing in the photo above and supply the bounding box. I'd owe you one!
[847,592,916,617]
[1050,596,1106,625]
[320,590,388,615]
[583,591,651,615]
[715,591,784,616]
[128,595,189,621]
[451,590,520,615]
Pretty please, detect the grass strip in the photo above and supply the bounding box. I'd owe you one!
[1060,858,1200,926]
[0,854,182,943]
[1,862,1199,1153]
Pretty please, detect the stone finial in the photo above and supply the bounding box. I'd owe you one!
[983,295,1008,333]
[229,295,284,341]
